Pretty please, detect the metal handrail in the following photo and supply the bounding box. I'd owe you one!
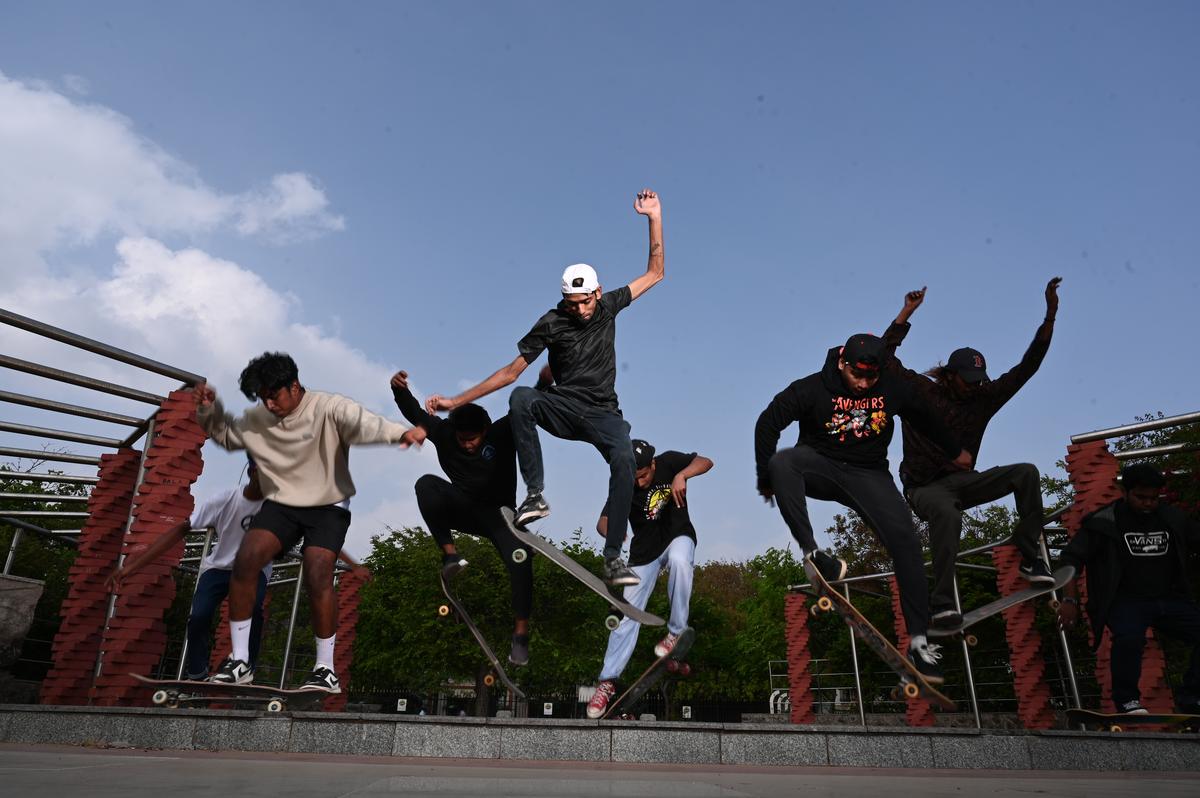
[0,390,143,427]
[1071,411,1200,444]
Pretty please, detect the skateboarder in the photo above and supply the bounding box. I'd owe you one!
[881,278,1061,630]
[585,440,712,718]
[391,369,534,665]
[755,333,971,683]
[425,188,664,587]
[194,352,424,692]
[1058,463,1200,714]
[106,457,268,680]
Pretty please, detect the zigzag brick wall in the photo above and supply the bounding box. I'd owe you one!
[784,592,814,723]
[326,567,370,712]
[888,575,935,726]
[1061,440,1172,712]
[39,448,142,705]
[992,546,1056,728]
[92,390,206,705]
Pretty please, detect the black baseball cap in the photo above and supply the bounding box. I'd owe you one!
[842,334,884,374]
[947,347,989,384]
[632,439,655,469]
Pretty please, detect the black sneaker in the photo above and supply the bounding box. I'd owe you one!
[603,556,640,587]
[299,666,341,693]
[209,655,254,685]
[907,641,945,685]
[1117,699,1148,715]
[1018,558,1055,585]
[810,550,848,583]
[442,554,468,579]
[931,609,963,631]
[515,492,550,527]
[508,633,530,667]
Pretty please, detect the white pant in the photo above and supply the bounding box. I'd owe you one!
[598,535,695,681]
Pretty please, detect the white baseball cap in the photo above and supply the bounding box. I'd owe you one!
[561,263,599,295]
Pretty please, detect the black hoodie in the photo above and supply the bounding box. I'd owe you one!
[755,346,961,491]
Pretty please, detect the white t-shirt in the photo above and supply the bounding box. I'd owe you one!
[192,487,270,578]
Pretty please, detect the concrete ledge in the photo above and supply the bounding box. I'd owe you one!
[1,705,1197,771]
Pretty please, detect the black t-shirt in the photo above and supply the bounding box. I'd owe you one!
[516,286,632,412]
[1115,504,1183,600]
[604,450,698,567]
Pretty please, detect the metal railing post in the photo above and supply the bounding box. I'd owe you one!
[280,560,305,688]
[175,528,215,680]
[843,582,867,728]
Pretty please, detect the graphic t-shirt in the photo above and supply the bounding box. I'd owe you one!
[604,450,698,567]
[516,286,632,412]
[1114,504,1180,600]
[193,487,270,578]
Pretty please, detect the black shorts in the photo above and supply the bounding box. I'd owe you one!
[251,500,351,554]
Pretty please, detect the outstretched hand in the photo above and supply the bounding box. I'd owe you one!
[399,427,426,449]
[425,394,455,414]
[390,371,410,391]
[634,188,661,219]
[104,567,124,593]
[1045,276,1062,317]
[904,286,926,314]
[758,486,775,508]
[950,449,974,471]
[671,474,688,508]
[193,382,216,408]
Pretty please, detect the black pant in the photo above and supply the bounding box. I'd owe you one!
[769,445,929,638]
[1107,597,1200,709]
[906,463,1044,613]
[508,386,634,560]
[185,568,267,679]
[414,474,533,620]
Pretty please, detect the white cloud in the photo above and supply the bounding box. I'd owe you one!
[234,173,345,242]
[62,74,90,96]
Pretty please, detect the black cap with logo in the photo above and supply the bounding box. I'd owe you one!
[632,439,655,469]
[947,347,989,384]
[842,334,885,374]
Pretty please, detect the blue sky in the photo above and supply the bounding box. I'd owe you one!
[1,2,1197,561]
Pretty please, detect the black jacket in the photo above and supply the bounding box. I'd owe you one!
[1060,500,1198,645]
[755,346,960,491]
[882,319,1052,488]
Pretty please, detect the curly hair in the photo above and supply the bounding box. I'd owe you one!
[238,352,299,400]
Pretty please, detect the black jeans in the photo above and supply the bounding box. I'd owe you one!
[508,386,634,560]
[1106,597,1200,709]
[907,463,1044,613]
[415,474,533,619]
[186,568,267,679]
[769,445,929,638]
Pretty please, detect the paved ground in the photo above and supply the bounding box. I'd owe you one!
[1,744,1197,797]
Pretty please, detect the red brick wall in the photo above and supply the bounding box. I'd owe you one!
[784,592,815,723]
[992,546,1056,728]
[889,575,935,726]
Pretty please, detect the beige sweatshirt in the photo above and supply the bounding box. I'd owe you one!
[196,389,410,508]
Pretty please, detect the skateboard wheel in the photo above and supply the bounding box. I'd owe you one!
[809,605,820,617]
[666,660,679,673]
[483,673,496,687]
[903,682,920,699]
[605,614,620,631]
[1109,725,1122,732]
[512,548,527,563]
[266,698,285,713]
[817,596,833,611]
[677,663,692,677]
[152,689,169,706]
[1048,599,1061,611]
[965,634,978,647]
[438,604,451,617]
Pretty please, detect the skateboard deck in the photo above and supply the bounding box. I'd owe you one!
[500,507,665,628]
[803,556,956,711]
[929,565,1075,641]
[1066,708,1200,732]
[603,627,695,719]
[437,570,526,699]
[130,673,329,712]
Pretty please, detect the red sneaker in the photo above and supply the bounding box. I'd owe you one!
[654,632,680,658]
[586,679,617,719]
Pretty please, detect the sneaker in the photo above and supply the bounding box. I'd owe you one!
[930,609,963,631]
[209,656,254,685]
[810,549,848,583]
[508,633,530,667]
[515,492,550,527]
[654,632,680,658]
[586,679,617,719]
[299,666,341,693]
[907,641,945,685]
[1019,558,1055,585]
[442,554,468,579]
[603,556,640,587]
[1117,699,1148,715]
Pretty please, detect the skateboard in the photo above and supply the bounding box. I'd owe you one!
[803,556,956,711]
[1066,708,1200,732]
[928,565,1076,644]
[437,570,527,699]
[500,507,665,629]
[130,673,329,712]
[602,627,695,719]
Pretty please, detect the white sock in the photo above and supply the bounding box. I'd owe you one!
[315,634,336,670]
[230,618,253,663]
[910,634,927,650]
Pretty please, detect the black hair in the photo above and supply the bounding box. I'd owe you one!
[924,363,952,385]
[1120,463,1166,492]
[448,403,491,435]
[238,352,299,400]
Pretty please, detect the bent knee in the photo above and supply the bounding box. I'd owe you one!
[508,386,538,411]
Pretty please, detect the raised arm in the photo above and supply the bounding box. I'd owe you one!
[986,276,1061,403]
[882,286,926,366]
[626,188,664,301]
[193,383,247,451]
[390,370,442,433]
[425,354,530,414]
